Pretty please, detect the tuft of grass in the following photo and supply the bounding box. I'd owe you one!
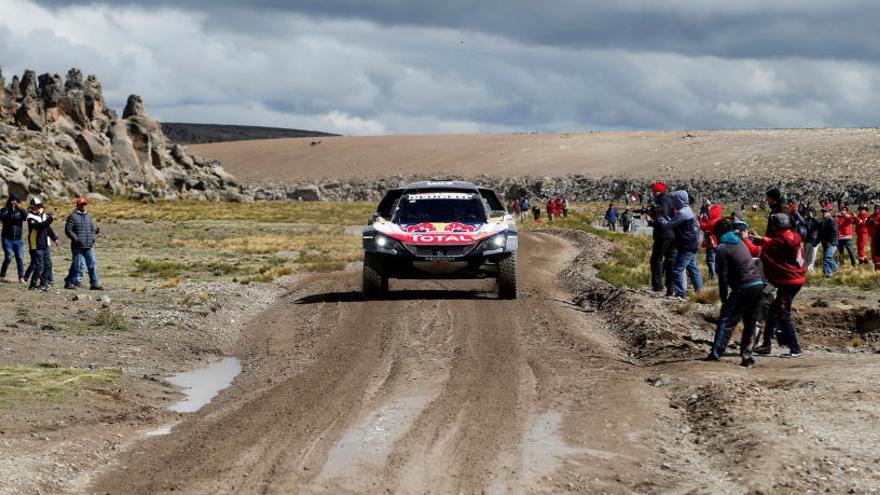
[675,302,693,315]
[93,309,128,333]
[807,267,880,290]
[161,276,181,288]
[0,366,121,405]
[691,287,721,305]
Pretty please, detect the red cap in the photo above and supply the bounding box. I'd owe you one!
[75,198,88,206]
[651,182,668,194]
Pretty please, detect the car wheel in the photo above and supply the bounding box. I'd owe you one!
[497,253,517,300]
[362,252,388,298]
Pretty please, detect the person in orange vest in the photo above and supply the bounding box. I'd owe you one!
[856,205,871,264]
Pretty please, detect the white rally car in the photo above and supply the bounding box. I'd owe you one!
[362,181,518,299]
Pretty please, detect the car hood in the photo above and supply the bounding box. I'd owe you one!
[373,220,508,245]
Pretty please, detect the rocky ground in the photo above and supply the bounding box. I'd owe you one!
[3,216,877,494]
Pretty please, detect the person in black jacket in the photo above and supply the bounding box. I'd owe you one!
[0,194,28,282]
[26,198,55,291]
[706,219,765,366]
[647,182,677,295]
[802,207,820,274]
[819,207,839,277]
[765,186,789,236]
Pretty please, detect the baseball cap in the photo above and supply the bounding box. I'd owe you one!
[75,198,88,206]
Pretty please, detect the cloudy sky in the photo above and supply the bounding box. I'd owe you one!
[1,0,879,135]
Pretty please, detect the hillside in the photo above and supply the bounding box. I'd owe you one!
[161,123,337,145]
[189,128,880,185]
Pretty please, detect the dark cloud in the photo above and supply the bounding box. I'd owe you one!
[28,0,880,60]
[4,0,879,134]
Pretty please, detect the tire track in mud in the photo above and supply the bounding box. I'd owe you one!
[90,232,696,494]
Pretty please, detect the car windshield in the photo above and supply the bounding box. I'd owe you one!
[394,194,487,224]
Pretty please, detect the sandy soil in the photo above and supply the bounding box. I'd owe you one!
[68,232,880,494]
[189,128,880,184]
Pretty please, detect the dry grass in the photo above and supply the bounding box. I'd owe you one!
[691,287,721,305]
[88,200,375,224]
[0,366,121,405]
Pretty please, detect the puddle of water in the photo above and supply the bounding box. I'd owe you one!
[145,426,173,437]
[167,357,242,413]
[521,412,630,487]
[318,394,431,484]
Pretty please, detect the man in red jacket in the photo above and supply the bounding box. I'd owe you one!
[856,205,871,264]
[699,204,723,280]
[836,205,857,266]
[869,204,880,271]
[752,213,807,358]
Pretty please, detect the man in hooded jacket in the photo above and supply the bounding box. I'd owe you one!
[753,213,807,358]
[706,218,765,366]
[647,182,676,294]
[699,204,723,280]
[0,194,27,282]
[656,190,704,299]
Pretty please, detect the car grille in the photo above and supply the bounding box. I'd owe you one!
[404,243,475,258]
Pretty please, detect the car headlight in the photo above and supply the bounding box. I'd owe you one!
[375,234,401,252]
[479,234,506,251]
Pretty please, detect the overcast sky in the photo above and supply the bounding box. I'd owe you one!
[1,0,879,135]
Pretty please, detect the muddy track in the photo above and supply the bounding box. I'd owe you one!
[92,230,880,494]
[90,232,692,493]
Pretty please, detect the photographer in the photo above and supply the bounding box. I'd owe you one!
[25,198,54,291]
[64,198,103,291]
[0,194,27,282]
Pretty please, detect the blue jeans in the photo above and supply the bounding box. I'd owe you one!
[672,250,703,298]
[706,247,717,279]
[1,238,25,278]
[823,244,839,277]
[838,238,856,266]
[65,246,99,288]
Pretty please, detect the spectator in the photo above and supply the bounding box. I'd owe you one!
[604,203,619,231]
[25,198,54,291]
[513,198,521,220]
[764,186,789,236]
[819,207,840,277]
[647,182,677,295]
[706,219,765,366]
[547,199,556,223]
[0,194,27,283]
[802,207,821,274]
[856,205,871,265]
[64,198,103,291]
[836,205,857,267]
[753,213,806,358]
[519,196,530,223]
[561,196,569,218]
[532,204,541,223]
[868,204,880,271]
[699,204,723,280]
[621,207,634,233]
[656,190,703,300]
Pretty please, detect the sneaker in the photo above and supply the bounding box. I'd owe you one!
[64,284,77,290]
[28,285,38,291]
[18,277,25,283]
[782,351,804,359]
[89,285,104,291]
[754,345,772,356]
[702,355,720,362]
[740,358,756,368]
[38,285,49,292]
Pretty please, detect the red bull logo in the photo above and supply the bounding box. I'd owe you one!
[444,222,476,232]
[406,222,438,233]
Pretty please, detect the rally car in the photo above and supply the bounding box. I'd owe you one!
[362,181,518,299]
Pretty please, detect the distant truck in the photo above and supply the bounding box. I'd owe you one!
[362,181,518,299]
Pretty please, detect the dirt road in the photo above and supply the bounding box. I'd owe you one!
[89,232,880,494]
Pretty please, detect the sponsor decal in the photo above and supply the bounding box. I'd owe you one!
[443,222,476,232]
[411,233,477,244]
[406,222,438,233]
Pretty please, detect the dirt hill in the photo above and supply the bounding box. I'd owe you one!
[189,128,880,185]
[161,123,337,145]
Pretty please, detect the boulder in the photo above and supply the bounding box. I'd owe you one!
[85,192,110,202]
[287,185,322,201]
[122,94,145,118]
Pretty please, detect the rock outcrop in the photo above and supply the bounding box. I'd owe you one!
[0,67,251,201]
[254,175,880,205]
